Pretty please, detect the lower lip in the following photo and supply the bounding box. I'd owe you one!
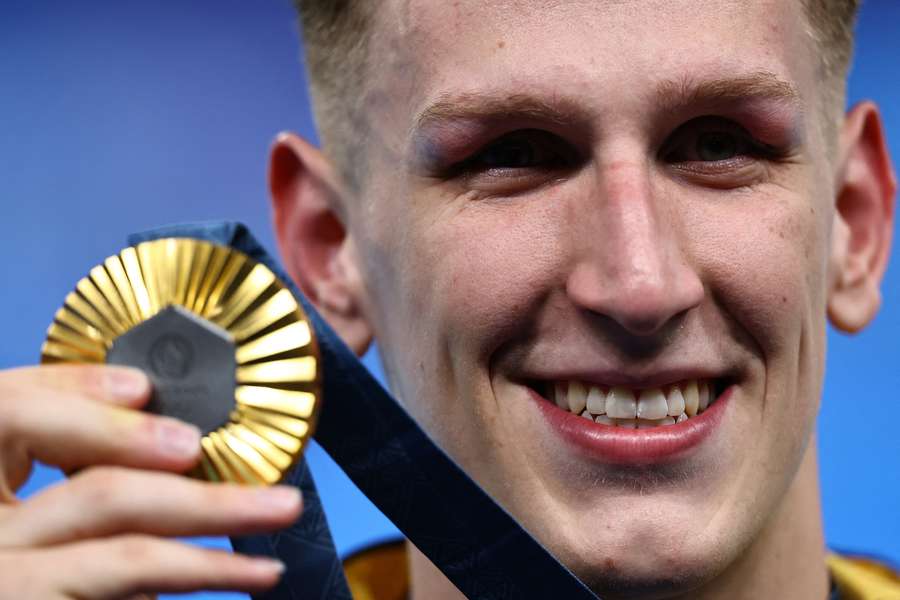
[531,386,732,465]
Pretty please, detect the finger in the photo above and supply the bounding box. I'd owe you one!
[0,468,302,547]
[0,365,158,496]
[33,535,285,599]
[0,386,200,477]
[0,552,58,599]
[4,364,151,408]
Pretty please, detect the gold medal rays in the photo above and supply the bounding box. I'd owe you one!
[41,238,321,485]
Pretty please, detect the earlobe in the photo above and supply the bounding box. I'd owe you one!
[269,132,374,355]
[827,102,897,333]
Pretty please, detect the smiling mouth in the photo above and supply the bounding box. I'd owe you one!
[533,378,726,429]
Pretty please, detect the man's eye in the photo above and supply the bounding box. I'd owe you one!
[658,117,788,188]
[663,118,762,165]
[464,130,571,171]
[695,131,741,162]
[437,130,581,195]
[479,139,541,168]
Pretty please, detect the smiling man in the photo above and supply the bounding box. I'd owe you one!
[0,1,898,599]
[270,0,897,599]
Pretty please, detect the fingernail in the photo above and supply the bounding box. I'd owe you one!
[104,368,148,398]
[157,419,200,457]
[254,558,286,575]
[255,486,301,511]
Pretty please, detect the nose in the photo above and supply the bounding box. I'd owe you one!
[565,161,704,337]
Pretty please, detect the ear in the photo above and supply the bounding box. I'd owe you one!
[828,101,897,333]
[269,132,373,356]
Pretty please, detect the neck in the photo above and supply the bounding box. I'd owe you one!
[689,437,830,600]
[408,541,463,600]
[408,440,829,600]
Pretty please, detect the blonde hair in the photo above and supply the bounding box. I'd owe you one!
[295,0,860,185]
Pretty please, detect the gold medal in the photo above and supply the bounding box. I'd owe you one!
[41,238,321,485]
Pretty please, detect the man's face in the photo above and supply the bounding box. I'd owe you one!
[346,0,834,593]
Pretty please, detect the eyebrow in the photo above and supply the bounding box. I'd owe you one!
[413,71,802,135]
[654,71,802,113]
[413,92,590,133]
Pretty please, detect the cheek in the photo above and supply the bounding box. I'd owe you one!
[409,201,567,356]
[357,198,569,464]
[699,187,829,460]
[702,190,828,359]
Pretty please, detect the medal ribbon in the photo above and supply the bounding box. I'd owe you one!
[128,222,599,600]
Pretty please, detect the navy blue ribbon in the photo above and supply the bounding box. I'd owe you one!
[129,222,599,600]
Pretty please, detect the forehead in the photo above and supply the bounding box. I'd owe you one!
[365,0,816,133]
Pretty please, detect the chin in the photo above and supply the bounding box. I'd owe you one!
[570,539,726,599]
[536,499,741,600]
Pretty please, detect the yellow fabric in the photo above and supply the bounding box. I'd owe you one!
[828,554,900,600]
[344,540,409,600]
[344,543,900,600]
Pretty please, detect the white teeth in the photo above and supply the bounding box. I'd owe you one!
[554,382,568,409]
[606,387,637,419]
[568,381,588,414]
[666,386,685,417]
[636,388,668,420]
[553,378,716,428]
[586,386,607,414]
[637,417,676,429]
[683,380,699,416]
[699,380,710,412]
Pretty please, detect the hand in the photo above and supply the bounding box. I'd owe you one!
[0,364,302,599]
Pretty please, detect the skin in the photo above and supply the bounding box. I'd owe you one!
[0,365,302,598]
[0,1,892,599]
[272,1,896,599]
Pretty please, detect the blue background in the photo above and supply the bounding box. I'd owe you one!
[1,1,897,598]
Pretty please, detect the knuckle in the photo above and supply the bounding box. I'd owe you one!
[71,467,133,512]
[70,364,107,394]
[195,480,228,507]
[130,413,177,458]
[60,364,117,400]
[114,535,159,565]
[193,483,254,521]
[133,412,161,441]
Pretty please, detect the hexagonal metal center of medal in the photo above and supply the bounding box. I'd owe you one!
[107,305,236,434]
